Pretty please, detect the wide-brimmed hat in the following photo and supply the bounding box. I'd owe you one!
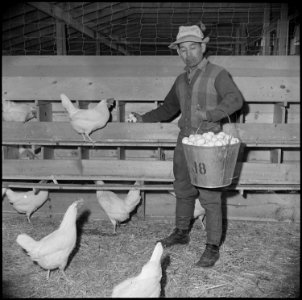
[168,25,210,49]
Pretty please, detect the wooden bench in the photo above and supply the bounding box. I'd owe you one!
[2,55,300,198]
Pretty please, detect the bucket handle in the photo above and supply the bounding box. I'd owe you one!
[195,108,233,140]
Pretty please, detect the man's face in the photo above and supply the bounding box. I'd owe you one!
[177,41,206,68]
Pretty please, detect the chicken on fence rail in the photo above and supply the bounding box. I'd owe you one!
[60,93,115,143]
[112,242,163,297]
[2,99,37,122]
[96,181,141,234]
[16,199,84,281]
[5,186,49,223]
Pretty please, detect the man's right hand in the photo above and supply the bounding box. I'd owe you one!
[131,112,143,123]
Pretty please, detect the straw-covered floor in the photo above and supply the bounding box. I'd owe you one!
[2,212,300,298]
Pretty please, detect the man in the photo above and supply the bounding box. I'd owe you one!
[132,24,243,267]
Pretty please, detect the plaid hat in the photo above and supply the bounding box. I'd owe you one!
[168,25,210,49]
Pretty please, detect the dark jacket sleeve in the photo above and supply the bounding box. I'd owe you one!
[206,69,244,122]
[141,81,180,123]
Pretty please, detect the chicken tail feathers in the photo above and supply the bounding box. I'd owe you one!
[5,189,17,204]
[60,93,78,117]
[125,189,141,213]
[16,233,37,254]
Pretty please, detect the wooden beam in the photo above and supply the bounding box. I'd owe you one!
[2,181,299,192]
[27,2,129,55]
[2,122,300,148]
[2,160,300,186]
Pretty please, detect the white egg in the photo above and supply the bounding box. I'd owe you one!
[196,138,206,146]
[230,138,239,144]
[224,136,232,143]
[214,140,223,146]
[182,137,189,144]
[188,135,195,142]
[194,134,203,139]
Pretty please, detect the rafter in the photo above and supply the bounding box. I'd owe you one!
[27,2,128,55]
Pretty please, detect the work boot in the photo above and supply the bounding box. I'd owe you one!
[157,228,189,248]
[195,244,220,268]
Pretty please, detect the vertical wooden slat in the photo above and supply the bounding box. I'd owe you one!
[270,102,286,163]
[78,101,90,159]
[158,147,165,160]
[240,24,247,55]
[38,101,54,159]
[96,42,101,55]
[262,3,271,55]
[116,100,126,159]
[2,145,19,159]
[277,3,289,55]
[56,20,67,55]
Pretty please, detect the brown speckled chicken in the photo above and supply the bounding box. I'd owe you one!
[16,199,83,281]
[96,181,141,234]
[60,93,114,143]
[5,188,49,223]
[2,100,37,122]
[112,242,163,297]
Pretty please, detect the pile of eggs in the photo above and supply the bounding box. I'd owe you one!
[182,131,239,147]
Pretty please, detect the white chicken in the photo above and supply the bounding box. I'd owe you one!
[96,181,141,234]
[16,199,83,281]
[194,199,206,230]
[2,99,37,122]
[112,242,163,298]
[19,146,39,160]
[5,187,49,223]
[60,93,115,143]
[169,192,205,229]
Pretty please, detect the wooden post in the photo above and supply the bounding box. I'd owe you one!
[38,101,54,159]
[277,3,289,55]
[235,26,240,55]
[270,102,287,163]
[262,3,271,55]
[78,101,90,160]
[240,24,247,55]
[56,20,67,55]
[116,100,126,160]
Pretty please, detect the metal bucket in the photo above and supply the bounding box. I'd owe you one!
[183,140,241,188]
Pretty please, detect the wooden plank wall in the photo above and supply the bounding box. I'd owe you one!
[2,55,300,222]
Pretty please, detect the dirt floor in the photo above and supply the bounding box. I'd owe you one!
[2,212,300,298]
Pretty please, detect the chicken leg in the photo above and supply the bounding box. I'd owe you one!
[26,213,32,224]
[85,132,95,144]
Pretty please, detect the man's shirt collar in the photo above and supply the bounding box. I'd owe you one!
[184,57,209,74]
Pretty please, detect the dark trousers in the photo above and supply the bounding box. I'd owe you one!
[173,134,222,247]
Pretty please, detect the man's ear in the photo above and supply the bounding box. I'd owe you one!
[201,43,206,53]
